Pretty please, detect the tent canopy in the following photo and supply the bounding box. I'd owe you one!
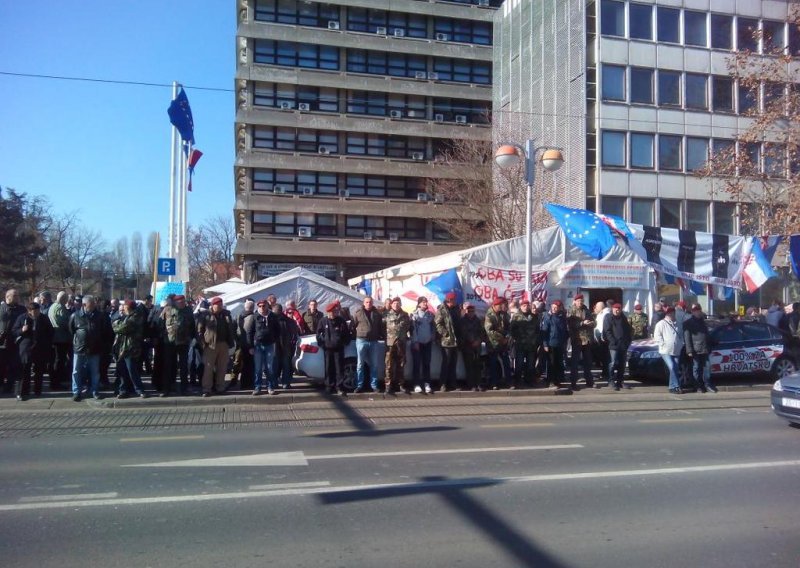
[203,277,246,296]
[219,267,365,318]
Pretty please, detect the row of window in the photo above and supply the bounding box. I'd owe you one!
[600,131,793,177]
[252,170,427,199]
[599,196,735,234]
[252,40,492,84]
[251,82,491,123]
[600,0,797,54]
[601,65,788,114]
[252,127,436,159]
[251,212,452,240]
[255,0,494,44]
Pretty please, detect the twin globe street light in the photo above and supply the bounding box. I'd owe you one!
[494,141,564,301]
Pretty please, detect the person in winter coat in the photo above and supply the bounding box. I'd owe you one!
[787,302,800,337]
[249,299,280,395]
[162,294,197,396]
[653,307,684,394]
[484,297,512,389]
[410,296,435,394]
[566,294,594,390]
[302,300,323,339]
[435,292,461,392]
[510,299,541,388]
[12,302,53,400]
[383,297,411,394]
[285,299,308,334]
[592,300,611,386]
[602,303,632,390]
[196,297,237,397]
[273,304,300,389]
[69,295,114,401]
[316,302,351,395]
[48,291,72,391]
[541,299,569,387]
[458,302,487,390]
[629,303,649,340]
[112,300,148,399]
[0,289,26,394]
[683,304,717,393]
[231,299,256,391]
[351,296,384,393]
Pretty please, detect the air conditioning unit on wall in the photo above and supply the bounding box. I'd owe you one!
[298,227,313,238]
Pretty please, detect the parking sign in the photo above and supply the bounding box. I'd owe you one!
[158,258,177,276]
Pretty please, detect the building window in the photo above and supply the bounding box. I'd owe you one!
[711,15,733,50]
[686,200,709,231]
[254,40,339,70]
[432,98,491,123]
[742,142,761,175]
[657,7,680,43]
[658,70,681,106]
[345,133,425,159]
[345,175,426,199]
[347,49,427,78]
[346,216,424,239]
[253,169,337,195]
[762,20,785,53]
[630,133,654,169]
[253,83,338,112]
[600,0,625,37]
[602,65,625,101]
[684,11,707,47]
[711,139,735,169]
[713,202,735,234]
[631,198,655,225]
[630,68,654,104]
[711,76,734,112]
[433,58,492,84]
[432,222,454,241]
[601,196,626,218]
[685,74,708,110]
[686,138,709,172]
[348,8,427,38]
[601,131,626,167]
[764,144,786,178]
[660,199,682,229]
[629,4,653,41]
[434,18,493,45]
[737,18,759,52]
[791,24,800,55]
[763,82,785,114]
[252,212,337,236]
[738,83,758,115]
[254,0,339,26]
[658,135,682,171]
[253,127,338,153]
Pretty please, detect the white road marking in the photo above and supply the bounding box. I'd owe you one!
[248,481,331,491]
[637,418,703,424]
[480,423,555,429]
[19,492,118,503]
[120,435,206,443]
[124,444,583,468]
[2,459,799,512]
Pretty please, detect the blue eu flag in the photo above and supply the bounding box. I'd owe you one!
[168,88,195,144]
[545,203,616,260]
[424,268,463,304]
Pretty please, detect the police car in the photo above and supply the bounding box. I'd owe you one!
[627,319,799,383]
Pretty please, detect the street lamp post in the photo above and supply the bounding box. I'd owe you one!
[494,141,564,300]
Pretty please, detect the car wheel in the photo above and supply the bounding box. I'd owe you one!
[343,358,357,391]
[771,356,796,380]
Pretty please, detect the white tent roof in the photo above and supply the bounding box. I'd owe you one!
[203,277,246,296]
[219,267,365,318]
[349,225,644,284]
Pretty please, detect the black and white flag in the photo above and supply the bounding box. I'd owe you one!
[627,225,751,288]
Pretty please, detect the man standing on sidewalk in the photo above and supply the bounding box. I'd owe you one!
[435,292,461,392]
[603,303,632,391]
[197,297,236,397]
[684,304,717,393]
[0,289,26,394]
[459,302,486,391]
[410,297,435,394]
[541,300,569,388]
[12,302,53,400]
[250,299,280,395]
[273,304,300,390]
[383,297,411,394]
[113,300,148,399]
[69,296,113,401]
[510,299,540,388]
[317,302,351,395]
[567,294,594,390]
[653,307,683,394]
[351,296,383,393]
[48,291,72,391]
[484,297,511,390]
[162,294,196,396]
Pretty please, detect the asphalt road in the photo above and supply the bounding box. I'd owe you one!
[1,405,798,568]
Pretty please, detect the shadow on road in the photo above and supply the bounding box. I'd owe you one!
[318,475,569,568]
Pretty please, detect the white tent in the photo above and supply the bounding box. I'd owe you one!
[219,267,365,319]
[348,225,655,314]
[203,277,246,296]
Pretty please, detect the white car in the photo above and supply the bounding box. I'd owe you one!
[296,334,482,389]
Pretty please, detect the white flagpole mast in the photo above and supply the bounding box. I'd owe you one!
[178,145,188,282]
[168,81,179,283]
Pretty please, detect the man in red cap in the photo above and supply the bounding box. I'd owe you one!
[567,294,595,389]
[484,296,511,389]
[510,298,540,388]
[435,292,461,391]
[602,302,632,390]
[161,294,196,396]
[316,302,351,395]
[630,302,649,340]
[196,297,236,397]
[541,299,569,387]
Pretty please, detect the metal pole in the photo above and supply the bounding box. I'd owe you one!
[168,81,178,271]
[524,139,535,301]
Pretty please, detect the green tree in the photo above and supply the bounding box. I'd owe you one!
[0,187,48,296]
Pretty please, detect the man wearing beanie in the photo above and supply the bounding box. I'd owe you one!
[410,296,435,394]
[316,302,351,395]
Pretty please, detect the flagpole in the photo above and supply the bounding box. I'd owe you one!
[168,81,178,280]
[179,144,188,282]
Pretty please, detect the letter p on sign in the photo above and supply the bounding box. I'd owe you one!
[158,258,177,276]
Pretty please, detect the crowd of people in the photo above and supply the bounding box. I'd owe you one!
[0,285,793,402]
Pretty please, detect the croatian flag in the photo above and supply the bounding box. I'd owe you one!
[187,148,203,192]
[742,238,777,293]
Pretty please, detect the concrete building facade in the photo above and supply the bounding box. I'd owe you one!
[234,0,501,282]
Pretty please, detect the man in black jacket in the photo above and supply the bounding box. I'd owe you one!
[69,295,114,401]
[0,289,26,394]
[603,303,632,390]
[12,302,53,400]
[249,299,280,395]
[683,304,717,393]
[316,301,351,395]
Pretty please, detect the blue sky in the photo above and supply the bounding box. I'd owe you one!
[0,1,234,250]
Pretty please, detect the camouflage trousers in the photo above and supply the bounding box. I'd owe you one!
[385,341,407,388]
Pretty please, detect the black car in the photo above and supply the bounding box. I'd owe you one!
[771,372,800,426]
[627,319,799,384]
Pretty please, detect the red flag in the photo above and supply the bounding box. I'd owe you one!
[187,148,203,192]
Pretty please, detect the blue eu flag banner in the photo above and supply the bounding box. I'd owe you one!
[545,203,616,260]
[424,268,463,304]
[168,88,195,144]
[790,235,800,280]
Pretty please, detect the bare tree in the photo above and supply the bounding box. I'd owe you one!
[130,232,144,276]
[187,215,238,294]
[113,237,130,277]
[701,7,800,236]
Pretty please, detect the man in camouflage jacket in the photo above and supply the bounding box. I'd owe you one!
[567,294,595,389]
[435,292,460,391]
[509,299,540,387]
[383,297,411,394]
[112,301,147,398]
[162,294,197,396]
[629,303,649,340]
[484,297,512,388]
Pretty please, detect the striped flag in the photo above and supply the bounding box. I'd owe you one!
[187,148,203,192]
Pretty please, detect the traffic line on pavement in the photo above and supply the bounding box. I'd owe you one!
[248,481,331,491]
[307,444,583,461]
[19,492,118,503]
[120,435,206,443]
[480,423,555,429]
[2,459,799,512]
[637,418,703,424]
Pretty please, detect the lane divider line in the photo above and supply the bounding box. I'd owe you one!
[637,418,703,424]
[248,481,331,491]
[19,492,118,503]
[306,444,584,461]
[120,435,206,443]
[480,423,555,429]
